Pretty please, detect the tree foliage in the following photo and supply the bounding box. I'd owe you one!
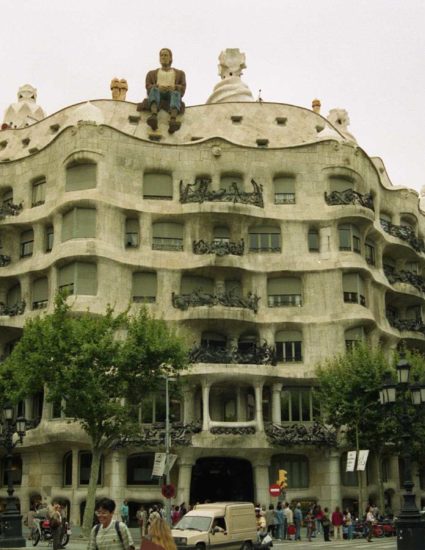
[3,293,188,534]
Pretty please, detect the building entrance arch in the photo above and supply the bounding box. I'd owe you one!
[190,457,253,503]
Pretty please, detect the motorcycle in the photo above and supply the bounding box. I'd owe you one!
[31,517,71,547]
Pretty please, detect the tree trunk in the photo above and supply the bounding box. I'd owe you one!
[376,452,385,513]
[82,446,102,537]
[356,424,364,516]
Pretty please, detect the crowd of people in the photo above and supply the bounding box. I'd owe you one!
[255,501,383,543]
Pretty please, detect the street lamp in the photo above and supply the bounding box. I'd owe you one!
[379,355,425,550]
[0,403,27,548]
[164,376,176,526]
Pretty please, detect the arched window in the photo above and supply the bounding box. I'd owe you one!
[338,224,361,253]
[62,208,96,241]
[275,331,302,362]
[267,277,302,307]
[63,452,72,486]
[343,273,366,306]
[329,175,354,193]
[66,161,97,191]
[249,225,281,253]
[132,272,157,303]
[143,173,173,200]
[79,452,103,485]
[269,454,309,488]
[152,222,183,251]
[273,176,295,204]
[127,453,157,485]
[32,277,48,310]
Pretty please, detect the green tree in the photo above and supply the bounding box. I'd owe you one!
[4,294,187,535]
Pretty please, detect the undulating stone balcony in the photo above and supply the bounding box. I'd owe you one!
[380,220,425,253]
[384,267,425,293]
[172,289,260,312]
[388,316,425,334]
[324,188,374,211]
[0,202,23,219]
[188,342,276,365]
[179,178,264,207]
[265,421,336,447]
[193,239,244,256]
[0,300,26,316]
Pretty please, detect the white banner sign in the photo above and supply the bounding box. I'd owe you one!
[357,450,369,471]
[346,451,357,472]
[152,453,166,477]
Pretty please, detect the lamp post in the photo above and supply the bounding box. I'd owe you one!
[0,403,27,548]
[164,376,176,526]
[379,355,425,550]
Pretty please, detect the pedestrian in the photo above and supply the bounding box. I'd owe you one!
[171,506,180,526]
[149,506,161,526]
[265,504,275,538]
[344,507,353,540]
[366,505,375,542]
[332,505,344,539]
[255,508,267,542]
[88,498,135,550]
[313,504,323,536]
[141,517,176,550]
[322,507,331,542]
[136,505,147,538]
[49,503,63,550]
[293,503,303,541]
[120,500,129,526]
[305,510,315,542]
[283,502,292,540]
[274,502,284,540]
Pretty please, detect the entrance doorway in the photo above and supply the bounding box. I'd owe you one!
[190,457,253,504]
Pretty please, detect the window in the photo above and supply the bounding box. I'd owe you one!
[2,455,22,486]
[132,272,157,303]
[201,332,226,350]
[127,453,157,485]
[213,226,230,244]
[339,224,361,253]
[45,225,54,252]
[380,212,392,227]
[225,279,242,296]
[143,173,173,200]
[66,162,97,191]
[7,284,21,307]
[275,331,303,362]
[32,178,46,207]
[405,261,420,275]
[308,228,319,252]
[125,218,139,248]
[383,255,396,273]
[273,176,295,204]
[280,388,319,421]
[249,225,281,253]
[341,453,358,486]
[20,230,34,257]
[32,277,48,310]
[79,452,103,485]
[238,332,258,354]
[1,189,13,206]
[329,175,353,193]
[220,174,243,192]
[267,277,302,307]
[343,273,366,306]
[181,275,214,295]
[58,262,97,295]
[406,305,422,322]
[345,326,365,350]
[365,240,375,265]
[63,452,72,486]
[62,208,96,241]
[152,222,183,251]
[270,454,309,489]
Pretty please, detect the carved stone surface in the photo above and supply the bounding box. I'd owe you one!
[189,342,276,365]
[113,422,202,449]
[207,48,254,104]
[0,301,26,316]
[0,202,23,219]
[384,267,425,293]
[381,219,425,253]
[388,317,425,335]
[172,288,260,313]
[0,255,11,267]
[324,189,374,211]
[180,178,263,208]
[327,109,357,143]
[110,78,128,101]
[193,239,244,256]
[2,84,46,129]
[210,426,256,435]
[266,422,337,447]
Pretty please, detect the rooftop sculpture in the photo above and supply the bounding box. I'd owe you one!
[2,84,46,129]
[207,48,254,104]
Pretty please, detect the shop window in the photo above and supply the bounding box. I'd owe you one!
[66,162,97,191]
[132,272,157,303]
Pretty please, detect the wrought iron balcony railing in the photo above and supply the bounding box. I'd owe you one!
[380,220,425,253]
[180,178,264,208]
[0,254,11,267]
[265,421,337,447]
[384,267,425,293]
[172,288,260,313]
[0,300,26,316]
[388,316,425,335]
[113,422,202,448]
[193,239,244,256]
[189,342,276,365]
[324,189,374,211]
[0,202,23,219]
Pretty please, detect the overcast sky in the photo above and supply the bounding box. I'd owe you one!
[1,0,424,195]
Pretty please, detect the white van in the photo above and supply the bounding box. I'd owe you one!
[172,502,257,550]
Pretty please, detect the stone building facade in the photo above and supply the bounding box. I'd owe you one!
[1,68,425,524]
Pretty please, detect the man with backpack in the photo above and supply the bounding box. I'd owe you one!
[88,498,134,550]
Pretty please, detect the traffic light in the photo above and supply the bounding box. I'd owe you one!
[277,469,288,490]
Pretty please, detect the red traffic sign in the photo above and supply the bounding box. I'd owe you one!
[161,483,176,499]
[269,484,281,497]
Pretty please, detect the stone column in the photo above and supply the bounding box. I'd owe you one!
[20,273,31,306]
[42,384,53,421]
[109,450,125,505]
[32,222,45,256]
[271,383,282,424]
[327,450,342,510]
[253,458,271,506]
[183,386,195,424]
[70,448,80,525]
[236,387,244,421]
[176,458,193,506]
[201,382,210,431]
[254,382,264,432]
